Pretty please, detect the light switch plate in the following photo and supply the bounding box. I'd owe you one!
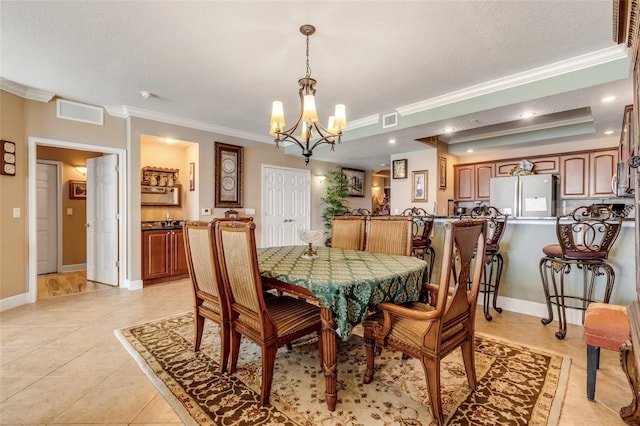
[67,208,73,215]
[12,207,20,218]
[245,208,255,214]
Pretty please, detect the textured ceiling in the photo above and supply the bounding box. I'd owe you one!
[0,1,633,169]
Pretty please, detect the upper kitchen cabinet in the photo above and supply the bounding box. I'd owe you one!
[495,157,559,177]
[454,163,494,201]
[589,150,618,197]
[559,149,618,198]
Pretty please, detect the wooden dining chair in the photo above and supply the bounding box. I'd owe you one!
[183,218,252,372]
[401,207,436,282]
[365,216,413,256]
[362,219,487,426]
[215,220,323,406]
[331,215,367,250]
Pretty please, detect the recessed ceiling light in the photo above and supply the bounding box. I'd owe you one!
[380,163,387,167]
[162,138,175,143]
[602,96,616,103]
[140,90,152,99]
[442,127,455,133]
[520,112,536,118]
[604,129,616,135]
[388,139,396,144]
[466,149,474,153]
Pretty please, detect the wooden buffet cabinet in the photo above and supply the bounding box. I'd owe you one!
[142,228,189,285]
[453,148,618,201]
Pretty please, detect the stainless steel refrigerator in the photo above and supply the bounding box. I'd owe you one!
[489,174,556,217]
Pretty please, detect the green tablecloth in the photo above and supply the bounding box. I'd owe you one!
[257,245,427,341]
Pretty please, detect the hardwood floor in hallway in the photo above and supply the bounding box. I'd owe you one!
[37,271,113,299]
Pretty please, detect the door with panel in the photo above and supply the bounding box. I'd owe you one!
[262,165,311,247]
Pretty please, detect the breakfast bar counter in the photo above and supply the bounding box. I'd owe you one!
[429,217,637,325]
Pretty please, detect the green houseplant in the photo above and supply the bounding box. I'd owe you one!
[320,170,350,243]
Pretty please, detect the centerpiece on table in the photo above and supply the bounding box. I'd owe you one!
[298,229,324,259]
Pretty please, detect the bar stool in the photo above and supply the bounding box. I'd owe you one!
[464,205,508,321]
[539,205,623,339]
[401,207,435,284]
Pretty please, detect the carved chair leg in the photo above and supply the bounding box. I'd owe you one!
[362,331,376,384]
[260,344,278,406]
[620,342,640,424]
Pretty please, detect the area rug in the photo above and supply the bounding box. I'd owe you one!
[115,312,570,426]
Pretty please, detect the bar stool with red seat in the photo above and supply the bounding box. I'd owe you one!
[539,204,624,339]
[583,302,630,401]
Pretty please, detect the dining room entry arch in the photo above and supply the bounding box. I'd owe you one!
[261,165,310,247]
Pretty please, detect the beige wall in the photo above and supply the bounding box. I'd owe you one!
[0,91,27,300]
[0,91,127,302]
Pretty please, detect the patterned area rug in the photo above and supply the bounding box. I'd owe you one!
[115,312,570,426]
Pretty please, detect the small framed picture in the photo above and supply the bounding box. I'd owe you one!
[69,180,87,199]
[392,159,407,179]
[439,156,447,189]
[341,167,365,197]
[189,162,195,191]
[412,170,428,202]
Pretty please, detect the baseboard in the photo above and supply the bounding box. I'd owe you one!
[124,279,143,290]
[493,295,583,326]
[59,263,86,273]
[0,292,28,312]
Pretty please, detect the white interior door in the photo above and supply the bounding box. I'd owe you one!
[86,154,119,285]
[262,166,310,247]
[36,163,58,274]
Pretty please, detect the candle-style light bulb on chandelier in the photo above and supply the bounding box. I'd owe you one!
[270,24,347,165]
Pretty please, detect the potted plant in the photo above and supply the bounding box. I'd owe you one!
[320,169,350,244]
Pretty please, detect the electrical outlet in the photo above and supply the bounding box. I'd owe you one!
[201,208,211,215]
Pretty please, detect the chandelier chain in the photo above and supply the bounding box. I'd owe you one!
[305,34,311,79]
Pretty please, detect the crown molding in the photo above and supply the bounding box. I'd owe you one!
[396,45,629,117]
[105,105,272,143]
[345,114,380,130]
[0,78,55,102]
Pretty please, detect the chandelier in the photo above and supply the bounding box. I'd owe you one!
[270,24,347,164]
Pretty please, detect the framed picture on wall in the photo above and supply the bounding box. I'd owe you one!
[341,167,365,197]
[69,180,87,199]
[412,170,428,202]
[439,156,447,189]
[189,162,195,191]
[392,159,407,179]
[215,142,243,208]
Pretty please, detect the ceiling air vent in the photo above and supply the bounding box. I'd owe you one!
[382,112,398,128]
[56,99,104,125]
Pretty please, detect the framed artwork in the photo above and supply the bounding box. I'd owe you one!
[189,162,195,191]
[392,159,407,179]
[412,170,428,202]
[69,180,87,199]
[1,140,16,176]
[215,142,243,208]
[439,156,447,189]
[341,167,365,197]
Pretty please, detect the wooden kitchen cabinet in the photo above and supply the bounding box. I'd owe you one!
[454,163,494,200]
[495,157,560,176]
[560,153,589,198]
[142,229,188,284]
[559,149,618,198]
[589,149,618,197]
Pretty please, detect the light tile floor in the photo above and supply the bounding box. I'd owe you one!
[0,279,630,425]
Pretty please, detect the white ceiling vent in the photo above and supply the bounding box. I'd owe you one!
[382,112,398,128]
[56,99,104,125]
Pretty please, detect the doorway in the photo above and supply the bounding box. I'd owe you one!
[261,165,311,247]
[27,137,127,303]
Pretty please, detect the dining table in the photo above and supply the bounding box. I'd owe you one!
[257,244,428,411]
